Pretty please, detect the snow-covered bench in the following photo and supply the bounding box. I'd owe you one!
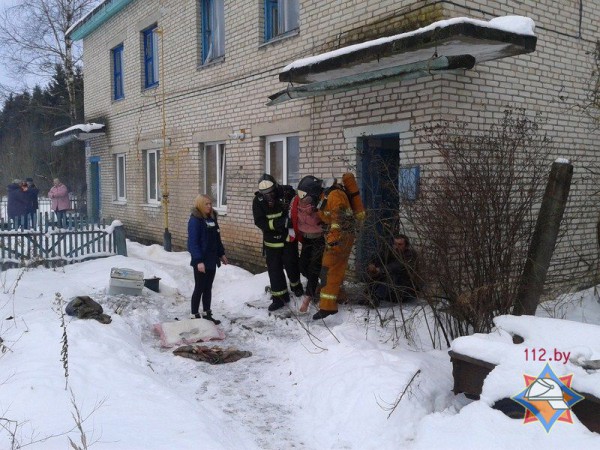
[449,315,600,433]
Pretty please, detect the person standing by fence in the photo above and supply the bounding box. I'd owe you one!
[7,179,29,229]
[48,178,70,228]
[25,177,39,229]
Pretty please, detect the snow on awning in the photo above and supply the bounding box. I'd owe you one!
[67,0,135,41]
[51,123,106,147]
[268,15,537,106]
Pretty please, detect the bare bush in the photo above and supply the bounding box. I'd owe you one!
[581,39,600,126]
[401,109,553,340]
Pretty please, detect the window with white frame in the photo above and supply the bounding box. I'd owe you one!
[203,142,227,210]
[112,44,124,100]
[146,149,161,204]
[142,25,159,89]
[264,0,299,42]
[265,135,299,187]
[201,0,225,64]
[115,153,126,201]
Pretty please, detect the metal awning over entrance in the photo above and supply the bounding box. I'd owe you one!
[268,16,537,106]
[51,123,106,147]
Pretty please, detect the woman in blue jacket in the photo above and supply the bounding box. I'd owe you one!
[187,194,228,324]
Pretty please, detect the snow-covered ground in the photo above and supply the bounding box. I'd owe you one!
[1,241,600,449]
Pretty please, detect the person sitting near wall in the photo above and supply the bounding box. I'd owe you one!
[365,234,421,306]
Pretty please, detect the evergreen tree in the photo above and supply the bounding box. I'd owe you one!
[0,64,85,197]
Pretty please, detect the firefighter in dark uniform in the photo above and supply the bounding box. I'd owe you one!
[253,173,304,311]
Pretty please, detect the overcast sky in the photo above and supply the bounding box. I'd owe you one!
[0,0,33,95]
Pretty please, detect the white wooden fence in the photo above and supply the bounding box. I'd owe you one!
[0,213,127,270]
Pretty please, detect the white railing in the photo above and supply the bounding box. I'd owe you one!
[0,216,127,269]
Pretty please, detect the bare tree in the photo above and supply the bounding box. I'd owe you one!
[0,0,97,121]
[401,109,554,340]
[583,39,600,126]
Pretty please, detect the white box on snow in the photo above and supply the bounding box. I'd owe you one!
[108,267,144,296]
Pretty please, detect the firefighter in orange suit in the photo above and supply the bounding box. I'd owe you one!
[313,181,355,320]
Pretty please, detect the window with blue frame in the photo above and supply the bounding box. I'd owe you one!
[399,165,420,202]
[111,44,124,100]
[143,25,159,89]
[264,0,299,42]
[201,0,225,64]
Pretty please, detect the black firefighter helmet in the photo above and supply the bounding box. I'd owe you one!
[297,175,323,201]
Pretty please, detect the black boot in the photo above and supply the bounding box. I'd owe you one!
[291,282,304,297]
[203,310,221,325]
[190,313,202,319]
[268,297,285,311]
[312,309,338,320]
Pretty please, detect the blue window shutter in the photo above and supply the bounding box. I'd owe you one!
[112,44,124,100]
[202,0,215,64]
[143,26,158,88]
[264,0,278,41]
[399,166,420,202]
[201,0,211,63]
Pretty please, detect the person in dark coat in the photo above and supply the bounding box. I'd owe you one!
[253,173,303,312]
[365,234,421,306]
[188,194,228,324]
[25,177,39,229]
[7,179,29,228]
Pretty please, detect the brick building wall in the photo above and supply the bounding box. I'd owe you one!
[81,0,600,281]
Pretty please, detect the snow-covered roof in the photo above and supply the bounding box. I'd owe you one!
[281,16,535,75]
[54,122,105,137]
[67,0,134,41]
[51,123,106,147]
[269,15,536,105]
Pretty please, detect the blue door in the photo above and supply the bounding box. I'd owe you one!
[356,134,399,273]
[89,157,101,223]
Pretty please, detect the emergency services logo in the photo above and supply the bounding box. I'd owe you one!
[512,363,584,432]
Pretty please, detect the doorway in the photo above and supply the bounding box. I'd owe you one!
[356,134,400,273]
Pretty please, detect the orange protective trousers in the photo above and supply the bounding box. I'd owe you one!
[318,188,354,312]
[319,234,354,311]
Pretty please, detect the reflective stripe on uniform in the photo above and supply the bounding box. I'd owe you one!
[264,241,284,248]
[290,280,301,287]
[267,212,282,231]
[271,288,288,297]
[330,223,340,229]
[320,292,337,300]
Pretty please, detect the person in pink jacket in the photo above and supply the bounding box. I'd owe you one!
[48,178,70,228]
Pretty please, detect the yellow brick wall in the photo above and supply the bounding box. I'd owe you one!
[81,0,600,280]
